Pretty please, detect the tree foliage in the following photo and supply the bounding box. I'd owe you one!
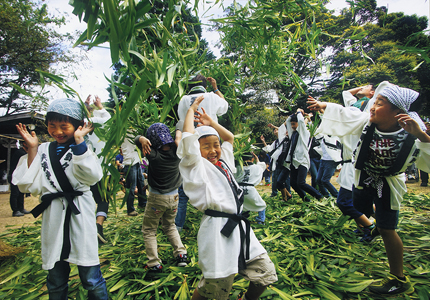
[0,0,71,115]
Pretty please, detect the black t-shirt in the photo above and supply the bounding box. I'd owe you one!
[146,144,182,194]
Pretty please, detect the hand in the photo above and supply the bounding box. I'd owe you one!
[74,122,93,144]
[396,114,425,138]
[195,107,214,127]
[307,95,327,112]
[190,95,205,112]
[260,134,265,142]
[268,123,274,128]
[94,95,103,109]
[16,123,39,150]
[297,108,304,114]
[138,136,152,156]
[207,77,217,90]
[85,95,92,105]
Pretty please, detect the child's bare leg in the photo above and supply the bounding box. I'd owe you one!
[244,282,267,300]
[354,215,373,227]
[378,228,404,277]
[191,289,208,300]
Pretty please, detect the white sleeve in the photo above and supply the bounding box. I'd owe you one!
[90,109,110,125]
[342,91,357,107]
[72,148,103,186]
[316,103,369,138]
[415,141,430,173]
[12,153,43,196]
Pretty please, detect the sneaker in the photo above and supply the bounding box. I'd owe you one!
[21,209,31,214]
[97,224,107,244]
[420,182,428,187]
[353,228,363,235]
[12,211,24,217]
[127,211,138,216]
[369,274,414,295]
[176,254,188,267]
[145,264,163,273]
[270,194,278,197]
[303,197,311,202]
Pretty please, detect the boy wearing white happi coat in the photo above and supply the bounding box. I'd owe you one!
[177,96,277,300]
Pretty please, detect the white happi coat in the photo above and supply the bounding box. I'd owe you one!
[177,132,266,279]
[12,143,102,270]
[235,162,267,212]
[316,103,430,210]
[285,112,310,170]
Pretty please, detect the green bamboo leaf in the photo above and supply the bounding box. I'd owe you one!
[9,83,32,97]
[269,286,295,300]
[109,279,128,292]
[0,260,32,284]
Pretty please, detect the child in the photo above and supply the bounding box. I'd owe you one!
[235,152,267,225]
[279,109,323,202]
[307,85,430,295]
[135,123,187,273]
[13,98,108,299]
[177,96,278,300]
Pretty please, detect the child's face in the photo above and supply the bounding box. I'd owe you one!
[290,121,298,131]
[47,120,75,144]
[199,135,221,164]
[370,95,402,130]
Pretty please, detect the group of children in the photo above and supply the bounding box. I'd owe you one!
[12,78,430,298]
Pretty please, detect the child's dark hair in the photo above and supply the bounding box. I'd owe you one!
[242,152,254,161]
[290,113,298,123]
[188,74,207,92]
[45,112,84,130]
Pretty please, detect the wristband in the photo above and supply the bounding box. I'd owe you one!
[214,89,219,93]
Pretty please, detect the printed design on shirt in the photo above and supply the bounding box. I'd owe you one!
[41,153,57,190]
[364,129,407,175]
[61,152,73,170]
[242,186,249,195]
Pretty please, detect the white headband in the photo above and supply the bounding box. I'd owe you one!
[196,126,220,139]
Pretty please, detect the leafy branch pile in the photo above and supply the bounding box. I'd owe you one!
[1,191,429,299]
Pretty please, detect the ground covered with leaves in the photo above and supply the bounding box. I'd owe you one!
[1,191,429,300]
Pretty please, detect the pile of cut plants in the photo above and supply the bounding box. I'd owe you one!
[1,191,429,300]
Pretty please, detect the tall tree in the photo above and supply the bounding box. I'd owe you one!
[0,0,71,115]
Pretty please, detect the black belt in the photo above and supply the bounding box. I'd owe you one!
[31,191,83,218]
[341,159,352,165]
[239,183,254,187]
[204,209,251,270]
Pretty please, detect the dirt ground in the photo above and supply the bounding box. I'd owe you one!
[0,172,428,234]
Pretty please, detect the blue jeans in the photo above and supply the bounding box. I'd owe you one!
[47,261,107,300]
[256,209,266,223]
[309,158,320,189]
[175,185,189,229]
[276,166,291,193]
[316,160,339,197]
[123,163,146,213]
[290,165,322,200]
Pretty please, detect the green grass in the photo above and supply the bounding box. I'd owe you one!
[1,191,429,299]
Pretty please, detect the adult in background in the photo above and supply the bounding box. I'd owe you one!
[121,137,146,216]
[8,141,30,217]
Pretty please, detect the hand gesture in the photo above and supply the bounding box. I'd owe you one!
[74,122,93,144]
[138,136,152,156]
[195,107,214,127]
[190,95,204,112]
[207,77,217,90]
[94,95,103,109]
[297,108,304,114]
[396,114,423,137]
[307,95,327,112]
[85,95,92,105]
[260,134,265,142]
[16,123,38,150]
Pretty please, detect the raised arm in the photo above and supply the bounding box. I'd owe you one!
[197,107,234,144]
[16,123,39,167]
[207,77,224,99]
